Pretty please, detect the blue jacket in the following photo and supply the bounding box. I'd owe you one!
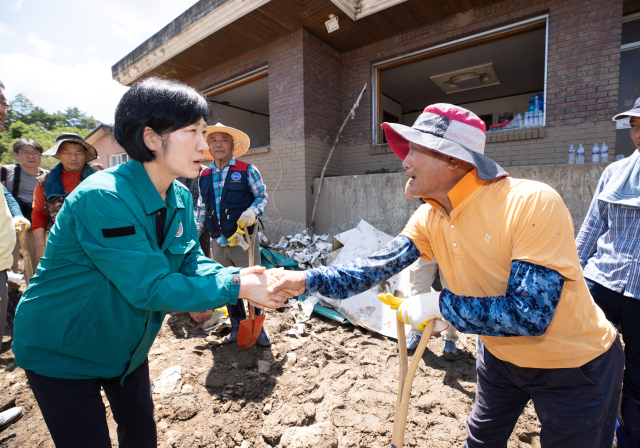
[200,160,255,239]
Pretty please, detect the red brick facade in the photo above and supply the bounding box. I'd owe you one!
[180,0,626,230]
[624,0,640,14]
[339,0,623,145]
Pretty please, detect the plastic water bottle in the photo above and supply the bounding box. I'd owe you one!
[591,143,600,163]
[568,145,576,164]
[616,154,624,161]
[601,143,609,162]
[577,144,585,164]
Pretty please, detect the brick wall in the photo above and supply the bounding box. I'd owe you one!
[624,0,640,15]
[183,0,625,236]
[546,0,622,126]
[187,29,346,233]
[338,0,623,175]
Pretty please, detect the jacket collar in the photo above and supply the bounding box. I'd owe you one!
[211,156,236,172]
[425,171,486,213]
[45,162,95,201]
[127,161,184,215]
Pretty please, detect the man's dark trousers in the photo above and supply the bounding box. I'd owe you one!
[586,278,640,448]
[26,358,156,448]
[464,336,624,448]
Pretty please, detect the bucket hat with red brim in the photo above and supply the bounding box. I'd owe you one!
[381,103,508,181]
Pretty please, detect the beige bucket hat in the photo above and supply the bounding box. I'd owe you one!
[42,133,98,162]
[204,123,250,160]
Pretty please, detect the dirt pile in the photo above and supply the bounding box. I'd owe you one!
[1,303,543,447]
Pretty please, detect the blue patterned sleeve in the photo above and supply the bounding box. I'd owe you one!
[304,234,421,299]
[439,260,564,337]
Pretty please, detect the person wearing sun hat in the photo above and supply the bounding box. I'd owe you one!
[267,103,624,447]
[32,133,97,261]
[576,97,640,448]
[195,122,270,345]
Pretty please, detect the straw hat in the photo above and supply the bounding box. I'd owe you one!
[204,123,250,160]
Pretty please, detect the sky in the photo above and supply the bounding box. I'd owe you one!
[0,0,198,123]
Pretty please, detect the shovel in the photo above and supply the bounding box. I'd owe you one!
[392,318,435,448]
[237,226,265,349]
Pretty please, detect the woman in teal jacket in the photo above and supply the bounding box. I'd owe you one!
[12,79,290,448]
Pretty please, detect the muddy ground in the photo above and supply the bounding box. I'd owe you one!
[0,287,543,448]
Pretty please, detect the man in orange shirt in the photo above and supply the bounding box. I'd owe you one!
[33,133,97,260]
[269,104,624,447]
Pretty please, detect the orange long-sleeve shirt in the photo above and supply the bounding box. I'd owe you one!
[32,170,83,231]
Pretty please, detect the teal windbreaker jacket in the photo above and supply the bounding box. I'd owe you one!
[12,160,241,382]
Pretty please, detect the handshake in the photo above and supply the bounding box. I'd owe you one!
[237,267,307,310]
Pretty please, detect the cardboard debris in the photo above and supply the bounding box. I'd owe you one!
[311,220,412,339]
[332,227,358,251]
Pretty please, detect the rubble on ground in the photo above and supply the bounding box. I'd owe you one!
[1,308,543,448]
[260,231,331,270]
[0,246,545,448]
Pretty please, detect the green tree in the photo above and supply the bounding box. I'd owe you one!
[1,94,100,166]
[0,121,92,170]
[5,94,100,132]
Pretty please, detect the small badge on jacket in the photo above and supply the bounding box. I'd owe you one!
[231,172,241,181]
[176,220,183,238]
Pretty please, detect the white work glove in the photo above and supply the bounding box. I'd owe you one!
[13,216,30,232]
[237,208,257,228]
[379,292,448,333]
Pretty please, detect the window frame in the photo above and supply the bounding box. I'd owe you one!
[371,15,550,145]
[109,152,129,167]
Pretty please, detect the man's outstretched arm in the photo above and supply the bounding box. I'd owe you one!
[268,234,422,298]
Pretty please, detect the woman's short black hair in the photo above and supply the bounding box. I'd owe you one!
[13,138,44,154]
[114,78,210,162]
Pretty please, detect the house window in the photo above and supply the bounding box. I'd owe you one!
[202,67,270,150]
[109,153,128,167]
[372,16,549,145]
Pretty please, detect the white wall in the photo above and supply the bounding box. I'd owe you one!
[210,103,270,148]
[401,92,536,126]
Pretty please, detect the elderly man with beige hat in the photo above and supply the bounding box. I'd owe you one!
[195,123,270,345]
[32,133,97,260]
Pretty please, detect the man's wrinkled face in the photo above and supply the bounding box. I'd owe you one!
[207,132,234,162]
[57,142,87,172]
[402,142,451,199]
[630,117,640,149]
[0,89,7,134]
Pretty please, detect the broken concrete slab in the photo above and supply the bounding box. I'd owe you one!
[313,220,412,339]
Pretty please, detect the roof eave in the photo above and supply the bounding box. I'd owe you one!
[112,0,270,86]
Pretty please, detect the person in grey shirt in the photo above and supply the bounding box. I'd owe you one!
[1,138,47,274]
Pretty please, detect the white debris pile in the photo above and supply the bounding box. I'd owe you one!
[307,219,415,339]
[260,230,332,269]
